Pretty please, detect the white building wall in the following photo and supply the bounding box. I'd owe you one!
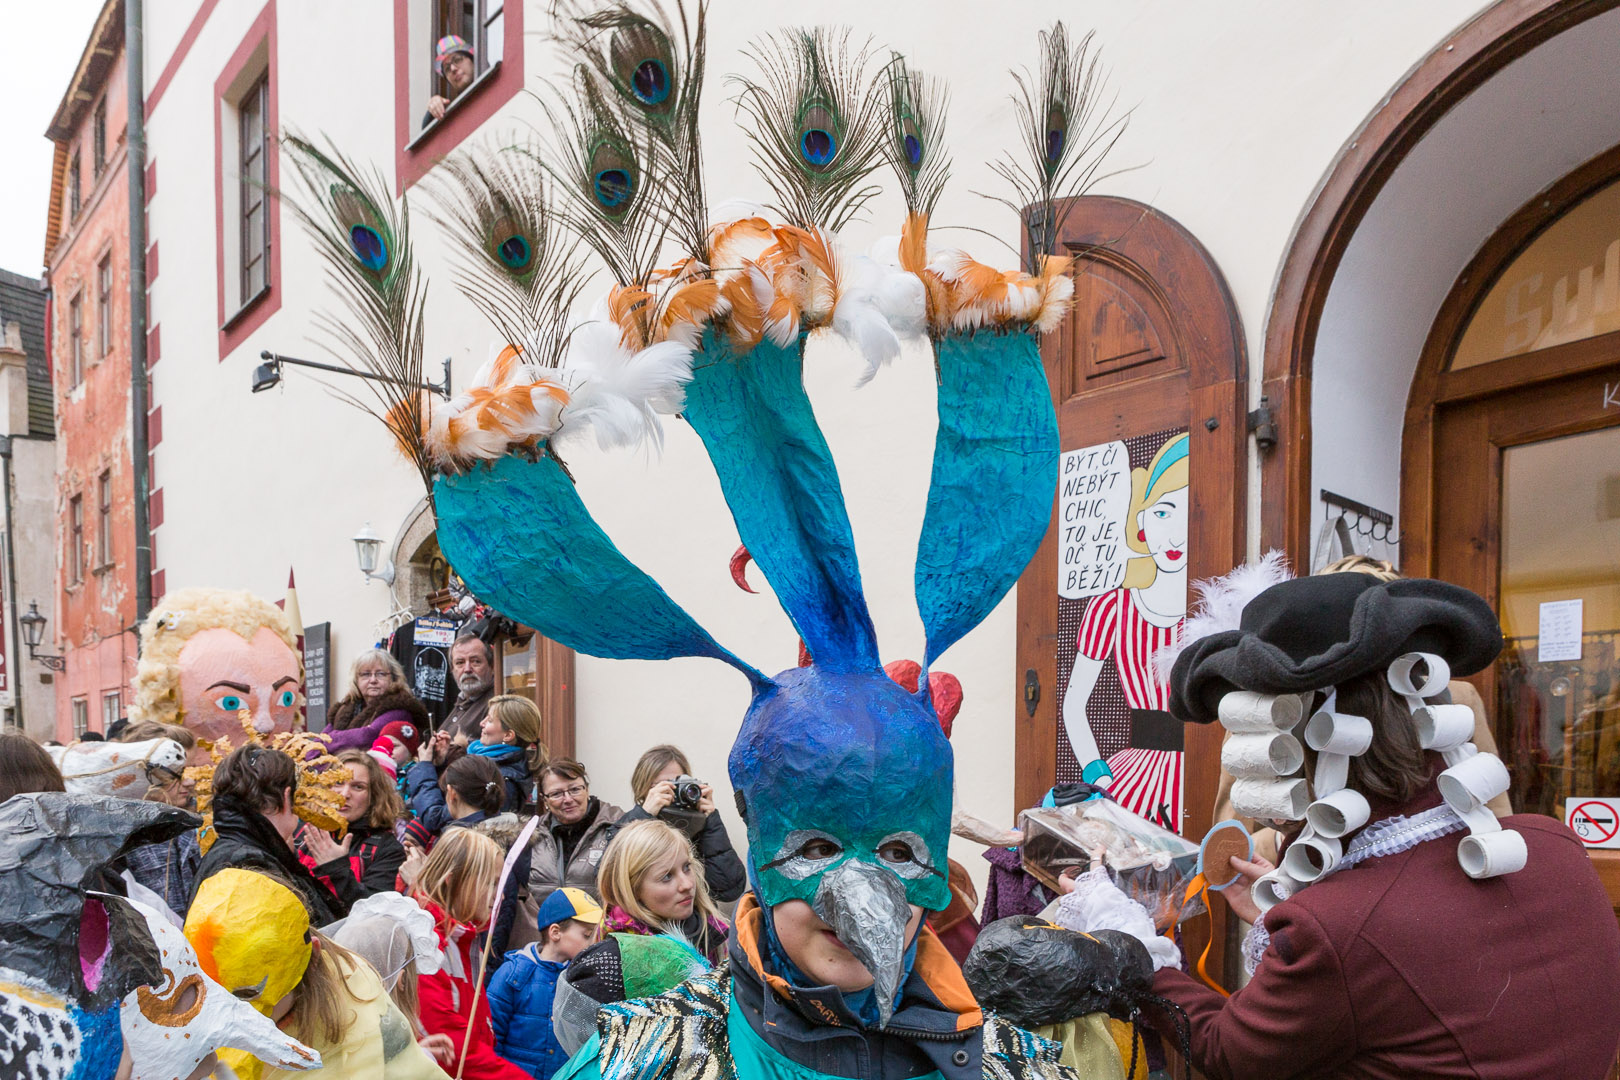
[7,437,58,740]
[143,0,1490,883]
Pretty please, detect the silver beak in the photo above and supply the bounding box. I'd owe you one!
[812,860,911,1028]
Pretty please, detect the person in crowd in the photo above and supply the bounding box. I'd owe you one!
[186,867,451,1078]
[410,828,531,1080]
[189,743,345,923]
[442,633,497,745]
[469,694,546,813]
[376,718,423,772]
[493,760,626,953]
[330,894,458,1068]
[596,819,729,964]
[407,748,506,835]
[298,749,409,905]
[118,720,203,913]
[615,744,746,903]
[424,35,476,128]
[327,648,432,755]
[487,888,604,1080]
[0,730,67,801]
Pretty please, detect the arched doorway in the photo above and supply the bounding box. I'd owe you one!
[1404,145,1620,917]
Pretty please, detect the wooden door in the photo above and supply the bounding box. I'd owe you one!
[1015,196,1249,986]
[1425,358,1620,914]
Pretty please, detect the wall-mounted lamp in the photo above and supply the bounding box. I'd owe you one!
[353,522,396,586]
[18,601,66,671]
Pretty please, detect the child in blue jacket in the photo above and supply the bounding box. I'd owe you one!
[488,887,603,1080]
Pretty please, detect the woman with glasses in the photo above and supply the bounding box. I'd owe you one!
[325,648,432,757]
[490,760,627,954]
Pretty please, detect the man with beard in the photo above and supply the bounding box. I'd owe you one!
[441,633,495,747]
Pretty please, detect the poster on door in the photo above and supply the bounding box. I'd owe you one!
[1056,427,1190,833]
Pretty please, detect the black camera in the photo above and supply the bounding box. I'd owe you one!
[670,775,704,811]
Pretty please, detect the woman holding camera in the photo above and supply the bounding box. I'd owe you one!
[616,744,747,904]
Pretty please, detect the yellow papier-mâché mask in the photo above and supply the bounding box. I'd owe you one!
[184,869,313,1020]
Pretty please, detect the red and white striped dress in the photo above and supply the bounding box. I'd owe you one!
[1076,586,1185,831]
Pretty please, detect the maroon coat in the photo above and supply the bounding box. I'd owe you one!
[1152,786,1620,1080]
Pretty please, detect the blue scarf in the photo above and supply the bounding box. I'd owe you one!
[466,739,517,760]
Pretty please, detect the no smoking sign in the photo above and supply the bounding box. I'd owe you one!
[1566,797,1620,850]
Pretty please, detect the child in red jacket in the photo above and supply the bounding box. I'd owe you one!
[410,828,531,1080]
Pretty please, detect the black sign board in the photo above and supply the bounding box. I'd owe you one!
[304,622,332,732]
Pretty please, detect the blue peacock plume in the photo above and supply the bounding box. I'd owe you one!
[277,15,1112,1028]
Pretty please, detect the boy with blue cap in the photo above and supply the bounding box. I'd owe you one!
[489,888,604,1080]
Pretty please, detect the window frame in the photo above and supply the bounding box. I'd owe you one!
[68,293,84,388]
[68,494,84,586]
[72,698,89,739]
[238,72,271,307]
[101,691,121,731]
[68,150,82,219]
[97,470,113,567]
[93,98,107,178]
[96,255,113,359]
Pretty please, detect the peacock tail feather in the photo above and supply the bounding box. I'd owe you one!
[730,28,887,234]
[279,133,434,496]
[540,67,670,302]
[981,23,1131,271]
[422,141,593,366]
[555,0,711,262]
[880,55,950,222]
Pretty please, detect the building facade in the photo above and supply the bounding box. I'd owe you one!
[43,0,139,740]
[0,271,59,740]
[126,0,1620,961]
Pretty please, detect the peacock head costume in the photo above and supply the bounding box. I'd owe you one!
[278,8,1119,1026]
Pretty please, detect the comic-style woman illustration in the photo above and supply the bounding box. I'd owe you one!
[1062,433,1189,831]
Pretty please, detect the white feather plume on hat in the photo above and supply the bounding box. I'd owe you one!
[1152,550,1293,684]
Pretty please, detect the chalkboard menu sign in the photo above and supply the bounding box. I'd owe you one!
[304,622,332,732]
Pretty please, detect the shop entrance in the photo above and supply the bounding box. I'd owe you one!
[1405,149,1620,919]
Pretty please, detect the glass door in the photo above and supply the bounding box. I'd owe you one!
[1496,427,1620,825]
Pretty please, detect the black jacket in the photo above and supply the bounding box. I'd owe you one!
[190,797,345,924]
[296,822,407,908]
[615,805,748,902]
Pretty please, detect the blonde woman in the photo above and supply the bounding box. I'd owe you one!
[469,694,548,812]
[598,819,729,963]
[410,829,530,1080]
[1062,432,1190,831]
[297,749,409,907]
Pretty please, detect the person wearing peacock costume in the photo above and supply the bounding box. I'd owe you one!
[275,7,1147,1078]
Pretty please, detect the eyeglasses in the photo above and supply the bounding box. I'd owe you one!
[544,784,587,803]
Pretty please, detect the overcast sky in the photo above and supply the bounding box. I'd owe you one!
[1,0,114,278]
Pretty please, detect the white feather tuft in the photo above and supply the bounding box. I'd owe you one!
[1152,550,1293,682]
[557,322,695,453]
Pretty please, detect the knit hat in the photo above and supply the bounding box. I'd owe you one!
[379,720,421,756]
[434,35,473,75]
[402,819,434,851]
[368,747,399,782]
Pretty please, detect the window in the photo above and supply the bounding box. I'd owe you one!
[68,294,84,387]
[72,698,89,738]
[97,471,112,566]
[101,691,121,731]
[431,0,504,102]
[69,494,84,585]
[240,73,270,304]
[97,256,112,359]
[68,150,81,218]
[93,99,107,177]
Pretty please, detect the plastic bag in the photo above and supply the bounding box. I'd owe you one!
[1020,798,1204,931]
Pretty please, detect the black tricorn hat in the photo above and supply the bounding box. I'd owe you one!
[1169,574,1503,725]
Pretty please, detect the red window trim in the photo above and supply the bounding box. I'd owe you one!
[393,0,525,194]
[213,0,280,361]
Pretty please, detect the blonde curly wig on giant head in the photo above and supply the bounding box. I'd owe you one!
[130,587,303,728]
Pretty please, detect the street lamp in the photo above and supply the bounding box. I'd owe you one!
[352,522,396,586]
[19,601,66,671]
[252,351,452,398]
